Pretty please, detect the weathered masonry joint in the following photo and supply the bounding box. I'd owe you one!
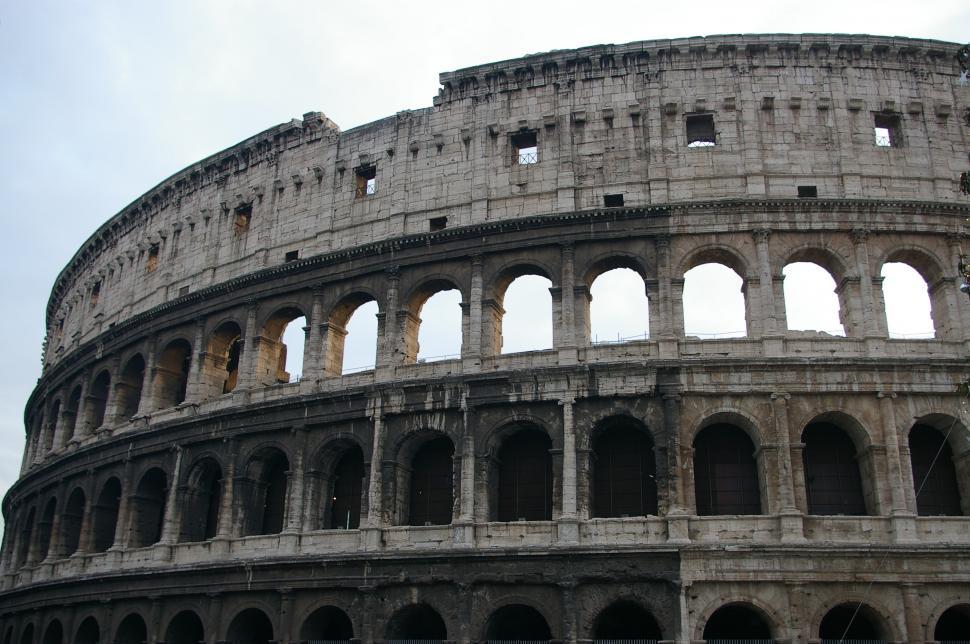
[4,32,970,644]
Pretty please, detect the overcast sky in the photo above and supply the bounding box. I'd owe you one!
[0,1,966,530]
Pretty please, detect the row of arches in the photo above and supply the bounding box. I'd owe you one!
[30,232,965,470]
[9,598,970,643]
[7,412,967,571]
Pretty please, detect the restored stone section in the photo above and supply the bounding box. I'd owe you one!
[4,33,970,644]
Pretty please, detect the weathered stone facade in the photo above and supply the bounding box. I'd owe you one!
[3,33,970,644]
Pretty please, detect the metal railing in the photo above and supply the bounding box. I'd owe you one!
[516,151,538,164]
[706,640,776,644]
[819,640,887,644]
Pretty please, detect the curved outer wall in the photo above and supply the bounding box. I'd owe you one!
[3,33,970,643]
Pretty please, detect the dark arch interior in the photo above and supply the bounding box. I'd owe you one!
[702,604,771,639]
[592,600,662,640]
[156,340,192,408]
[802,422,867,515]
[61,489,86,556]
[180,459,222,542]
[41,621,61,644]
[117,354,145,419]
[592,424,658,518]
[4,626,12,644]
[936,604,970,641]
[693,424,761,515]
[408,436,455,526]
[246,450,289,536]
[87,371,111,429]
[819,603,882,639]
[497,429,553,522]
[485,604,551,641]
[329,447,364,530]
[226,608,274,644]
[910,424,963,516]
[19,625,33,644]
[63,387,81,444]
[73,617,99,644]
[385,604,447,640]
[92,477,122,552]
[16,507,35,566]
[300,606,354,641]
[115,613,148,644]
[45,400,60,451]
[165,611,204,644]
[131,468,167,548]
[36,498,56,561]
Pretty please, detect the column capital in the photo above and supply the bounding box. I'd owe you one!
[384,264,401,281]
[655,233,671,250]
[559,240,575,254]
[851,227,870,245]
[751,227,771,243]
[877,390,897,400]
[771,391,791,402]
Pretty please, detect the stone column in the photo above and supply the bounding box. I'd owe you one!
[945,233,970,344]
[771,392,804,542]
[135,338,157,417]
[72,370,92,440]
[662,390,689,543]
[109,458,134,551]
[278,588,293,644]
[377,266,400,371]
[207,593,224,644]
[851,229,887,343]
[285,441,307,533]
[559,581,578,644]
[187,318,206,402]
[900,583,924,644]
[455,403,476,548]
[559,242,577,349]
[237,300,259,390]
[214,446,237,541]
[879,391,917,542]
[74,476,96,554]
[43,482,69,561]
[463,254,484,364]
[558,398,579,544]
[362,400,385,549]
[100,356,122,430]
[301,285,325,383]
[655,235,673,337]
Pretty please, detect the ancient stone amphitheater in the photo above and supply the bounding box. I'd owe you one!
[3,32,970,644]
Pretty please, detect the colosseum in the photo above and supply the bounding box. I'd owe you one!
[2,32,970,644]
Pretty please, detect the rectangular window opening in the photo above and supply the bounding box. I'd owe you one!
[429,216,447,231]
[285,250,299,262]
[511,130,538,165]
[604,194,624,208]
[355,165,377,197]
[686,113,716,148]
[90,281,101,308]
[234,204,252,234]
[146,244,160,273]
[874,113,900,147]
[797,185,818,198]
[178,285,190,297]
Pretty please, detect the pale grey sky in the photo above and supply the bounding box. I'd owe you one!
[1,1,966,527]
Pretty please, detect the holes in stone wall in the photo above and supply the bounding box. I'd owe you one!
[115,614,148,644]
[802,423,867,516]
[910,424,963,516]
[511,130,538,165]
[300,607,354,641]
[164,611,205,644]
[385,604,447,641]
[233,204,252,234]
[683,263,746,338]
[117,354,145,420]
[591,422,657,518]
[592,600,662,640]
[154,339,192,409]
[328,446,364,530]
[60,488,85,557]
[145,244,160,274]
[354,165,377,197]
[496,429,552,522]
[603,193,624,207]
[686,113,716,147]
[874,112,901,147]
[407,436,454,526]
[278,315,307,383]
[205,322,242,397]
[693,424,761,516]
[91,477,121,552]
[130,468,167,548]
[702,603,772,640]
[179,458,223,542]
[226,609,274,644]
[485,604,551,641]
[590,267,649,344]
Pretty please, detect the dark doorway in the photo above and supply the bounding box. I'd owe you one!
[936,604,970,642]
[19,625,33,644]
[73,617,99,644]
[180,459,222,542]
[592,424,657,517]
[61,489,86,556]
[694,424,761,515]
[702,604,771,639]
[241,449,289,536]
[910,424,963,516]
[226,608,273,644]
[300,606,354,641]
[130,468,167,547]
[592,600,662,640]
[409,436,454,526]
[117,355,145,419]
[497,430,553,521]
[818,603,882,640]
[802,423,867,515]
[485,604,551,641]
[114,614,147,644]
[41,622,62,644]
[92,478,122,552]
[164,611,204,644]
[329,447,364,530]
[385,604,447,640]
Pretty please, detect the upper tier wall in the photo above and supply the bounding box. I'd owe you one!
[44,33,967,370]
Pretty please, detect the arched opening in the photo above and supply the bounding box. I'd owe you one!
[693,424,761,515]
[164,611,204,644]
[484,604,551,641]
[702,603,772,639]
[129,468,167,548]
[116,355,145,420]
[385,604,447,640]
[802,423,867,516]
[936,604,970,642]
[91,477,122,552]
[496,429,553,522]
[85,371,111,430]
[240,448,289,536]
[783,262,845,335]
[256,307,307,386]
[41,621,62,644]
[19,625,33,644]
[881,262,934,338]
[73,617,98,644]
[45,400,60,452]
[114,613,147,644]
[204,322,243,397]
[154,339,192,409]
[500,274,553,354]
[4,626,12,644]
[683,263,747,338]
[299,606,354,641]
[61,488,85,556]
[818,603,887,640]
[592,600,662,640]
[910,424,963,516]
[407,436,455,526]
[324,294,379,376]
[226,608,273,644]
[179,458,223,542]
[327,446,364,530]
[590,267,650,344]
[592,421,657,518]
[15,507,35,567]
[412,287,462,363]
[36,498,56,561]
[62,386,82,445]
